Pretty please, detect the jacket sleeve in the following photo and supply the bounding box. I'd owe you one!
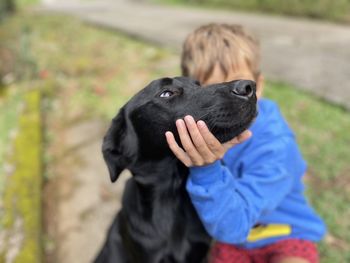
[186,136,305,244]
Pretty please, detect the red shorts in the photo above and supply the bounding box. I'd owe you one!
[209,239,319,263]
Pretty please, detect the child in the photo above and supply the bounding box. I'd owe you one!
[165,24,326,263]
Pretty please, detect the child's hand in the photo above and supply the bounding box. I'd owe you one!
[165,115,252,167]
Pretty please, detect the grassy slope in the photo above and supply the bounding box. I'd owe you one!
[1,90,42,263]
[153,0,350,23]
[0,12,349,262]
[264,82,350,261]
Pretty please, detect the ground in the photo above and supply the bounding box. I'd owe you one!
[0,10,350,263]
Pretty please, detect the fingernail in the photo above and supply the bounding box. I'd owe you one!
[184,115,193,122]
[197,120,206,128]
[240,130,252,140]
[176,119,185,128]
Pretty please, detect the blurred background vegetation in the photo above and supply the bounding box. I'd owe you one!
[154,0,350,22]
[0,0,15,20]
[0,0,349,262]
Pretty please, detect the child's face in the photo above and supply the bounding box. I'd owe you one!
[203,61,263,99]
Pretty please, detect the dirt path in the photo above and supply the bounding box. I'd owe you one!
[44,120,131,263]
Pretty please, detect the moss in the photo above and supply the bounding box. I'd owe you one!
[1,90,42,263]
[0,86,23,196]
[0,252,5,263]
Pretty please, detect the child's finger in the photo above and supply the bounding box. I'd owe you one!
[237,130,252,143]
[197,120,225,158]
[223,130,252,150]
[165,131,193,167]
[184,116,216,162]
[176,119,204,165]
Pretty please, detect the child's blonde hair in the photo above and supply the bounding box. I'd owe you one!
[181,23,260,83]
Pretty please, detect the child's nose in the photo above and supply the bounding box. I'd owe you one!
[230,80,255,99]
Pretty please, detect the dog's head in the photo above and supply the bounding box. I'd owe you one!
[103,77,257,182]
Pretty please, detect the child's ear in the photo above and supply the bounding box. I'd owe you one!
[256,74,264,99]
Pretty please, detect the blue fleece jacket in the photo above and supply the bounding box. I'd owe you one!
[186,98,326,249]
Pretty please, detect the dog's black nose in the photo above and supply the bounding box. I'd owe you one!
[231,80,255,99]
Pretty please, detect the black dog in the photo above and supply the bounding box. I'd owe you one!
[94,77,257,263]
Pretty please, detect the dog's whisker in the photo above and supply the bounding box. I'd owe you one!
[197,111,212,121]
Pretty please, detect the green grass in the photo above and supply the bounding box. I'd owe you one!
[0,12,349,262]
[0,0,39,21]
[153,0,350,23]
[264,82,350,262]
[15,0,39,8]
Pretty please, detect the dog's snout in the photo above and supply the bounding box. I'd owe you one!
[231,80,255,99]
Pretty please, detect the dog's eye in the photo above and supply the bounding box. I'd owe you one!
[159,90,174,98]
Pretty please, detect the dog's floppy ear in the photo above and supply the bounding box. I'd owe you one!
[102,108,129,182]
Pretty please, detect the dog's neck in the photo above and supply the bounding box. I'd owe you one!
[131,156,187,191]
[127,156,190,220]
[121,156,208,254]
